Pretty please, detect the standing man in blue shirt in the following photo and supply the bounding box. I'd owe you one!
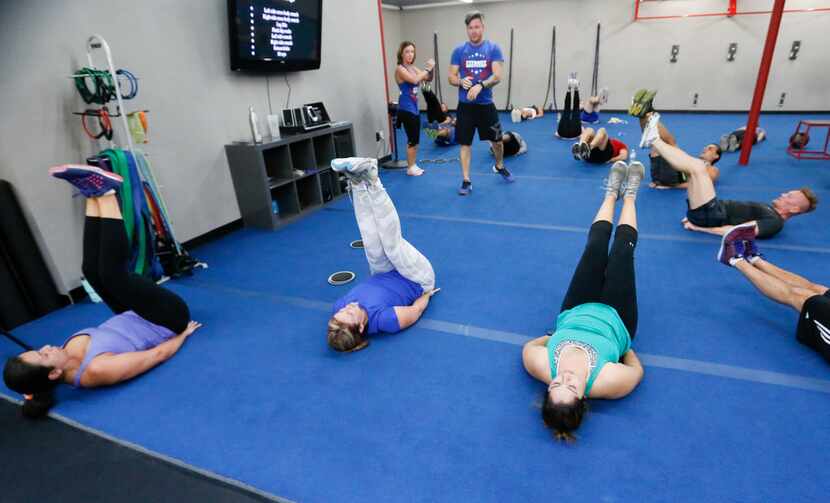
[449,11,514,196]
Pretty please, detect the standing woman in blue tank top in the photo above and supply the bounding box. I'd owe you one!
[522,159,648,441]
[395,41,434,177]
[3,165,201,418]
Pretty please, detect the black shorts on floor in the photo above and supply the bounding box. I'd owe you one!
[587,142,613,164]
[650,155,687,186]
[797,290,830,364]
[456,102,502,145]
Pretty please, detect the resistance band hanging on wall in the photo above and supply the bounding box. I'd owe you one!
[543,26,557,113]
[68,36,200,281]
[591,23,601,97]
[505,28,514,111]
[432,32,443,103]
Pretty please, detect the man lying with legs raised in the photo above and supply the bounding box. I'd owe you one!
[638,115,721,190]
[717,223,830,364]
[640,113,818,238]
[572,127,628,165]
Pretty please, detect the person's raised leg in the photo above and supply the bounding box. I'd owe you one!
[753,258,829,295]
[580,127,595,144]
[363,183,435,291]
[573,128,595,159]
[591,127,609,150]
[600,195,639,337]
[560,170,622,312]
[96,194,190,334]
[348,179,395,276]
[81,197,129,314]
[571,88,581,122]
[649,137,716,209]
[733,259,814,313]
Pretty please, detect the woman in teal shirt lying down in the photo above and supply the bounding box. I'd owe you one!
[523,160,647,441]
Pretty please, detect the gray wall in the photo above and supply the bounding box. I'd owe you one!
[0,0,389,293]
[383,0,830,111]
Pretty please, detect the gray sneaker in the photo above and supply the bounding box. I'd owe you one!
[719,134,730,153]
[604,161,628,198]
[727,133,740,152]
[623,161,645,199]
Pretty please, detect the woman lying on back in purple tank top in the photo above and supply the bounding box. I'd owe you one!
[3,165,201,418]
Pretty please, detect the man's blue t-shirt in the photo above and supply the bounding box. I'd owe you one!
[451,40,504,105]
[332,270,423,334]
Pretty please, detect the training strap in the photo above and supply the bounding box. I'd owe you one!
[433,32,443,103]
[543,26,557,112]
[505,28,514,111]
[591,23,601,96]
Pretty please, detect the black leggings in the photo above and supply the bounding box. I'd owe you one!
[82,217,190,334]
[423,89,448,124]
[560,221,639,338]
[557,89,582,139]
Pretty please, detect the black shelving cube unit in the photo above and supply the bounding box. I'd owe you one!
[225,123,355,230]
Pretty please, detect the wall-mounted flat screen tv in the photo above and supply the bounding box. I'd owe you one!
[229,0,322,72]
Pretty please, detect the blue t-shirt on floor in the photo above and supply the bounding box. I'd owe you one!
[451,40,504,105]
[332,270,423,334]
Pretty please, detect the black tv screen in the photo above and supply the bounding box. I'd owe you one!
[228,0,322,72]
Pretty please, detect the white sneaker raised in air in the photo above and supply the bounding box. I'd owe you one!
[331,157,378,184]
[639,112,661,149]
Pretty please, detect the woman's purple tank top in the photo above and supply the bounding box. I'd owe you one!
[63,311,175,387]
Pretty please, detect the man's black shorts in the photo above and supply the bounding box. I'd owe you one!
[686,197,728,227]
[456,102,502,145]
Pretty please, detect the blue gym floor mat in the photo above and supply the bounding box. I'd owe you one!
[3,112,829,502]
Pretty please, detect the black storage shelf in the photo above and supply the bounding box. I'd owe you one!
[225,123,355,230]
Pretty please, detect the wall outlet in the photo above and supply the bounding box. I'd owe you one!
[692,92,699,106]
[376,130,384,142]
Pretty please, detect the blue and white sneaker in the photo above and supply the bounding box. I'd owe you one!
[331,157,378,185]
[492,165,515,183]
[458,180,472,196]
[49,164,123,197]
[743,238,763,264]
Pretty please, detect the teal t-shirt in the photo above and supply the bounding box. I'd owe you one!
[546,303,632,395]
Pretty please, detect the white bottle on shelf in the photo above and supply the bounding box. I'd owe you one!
[249,105,262,144]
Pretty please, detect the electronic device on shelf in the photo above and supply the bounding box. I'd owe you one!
[279,102,330,134]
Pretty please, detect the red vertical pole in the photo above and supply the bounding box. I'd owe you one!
[377,0,394,157]
[739,0,786,165]
[728,0,738,16]
[634,0,641,21]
